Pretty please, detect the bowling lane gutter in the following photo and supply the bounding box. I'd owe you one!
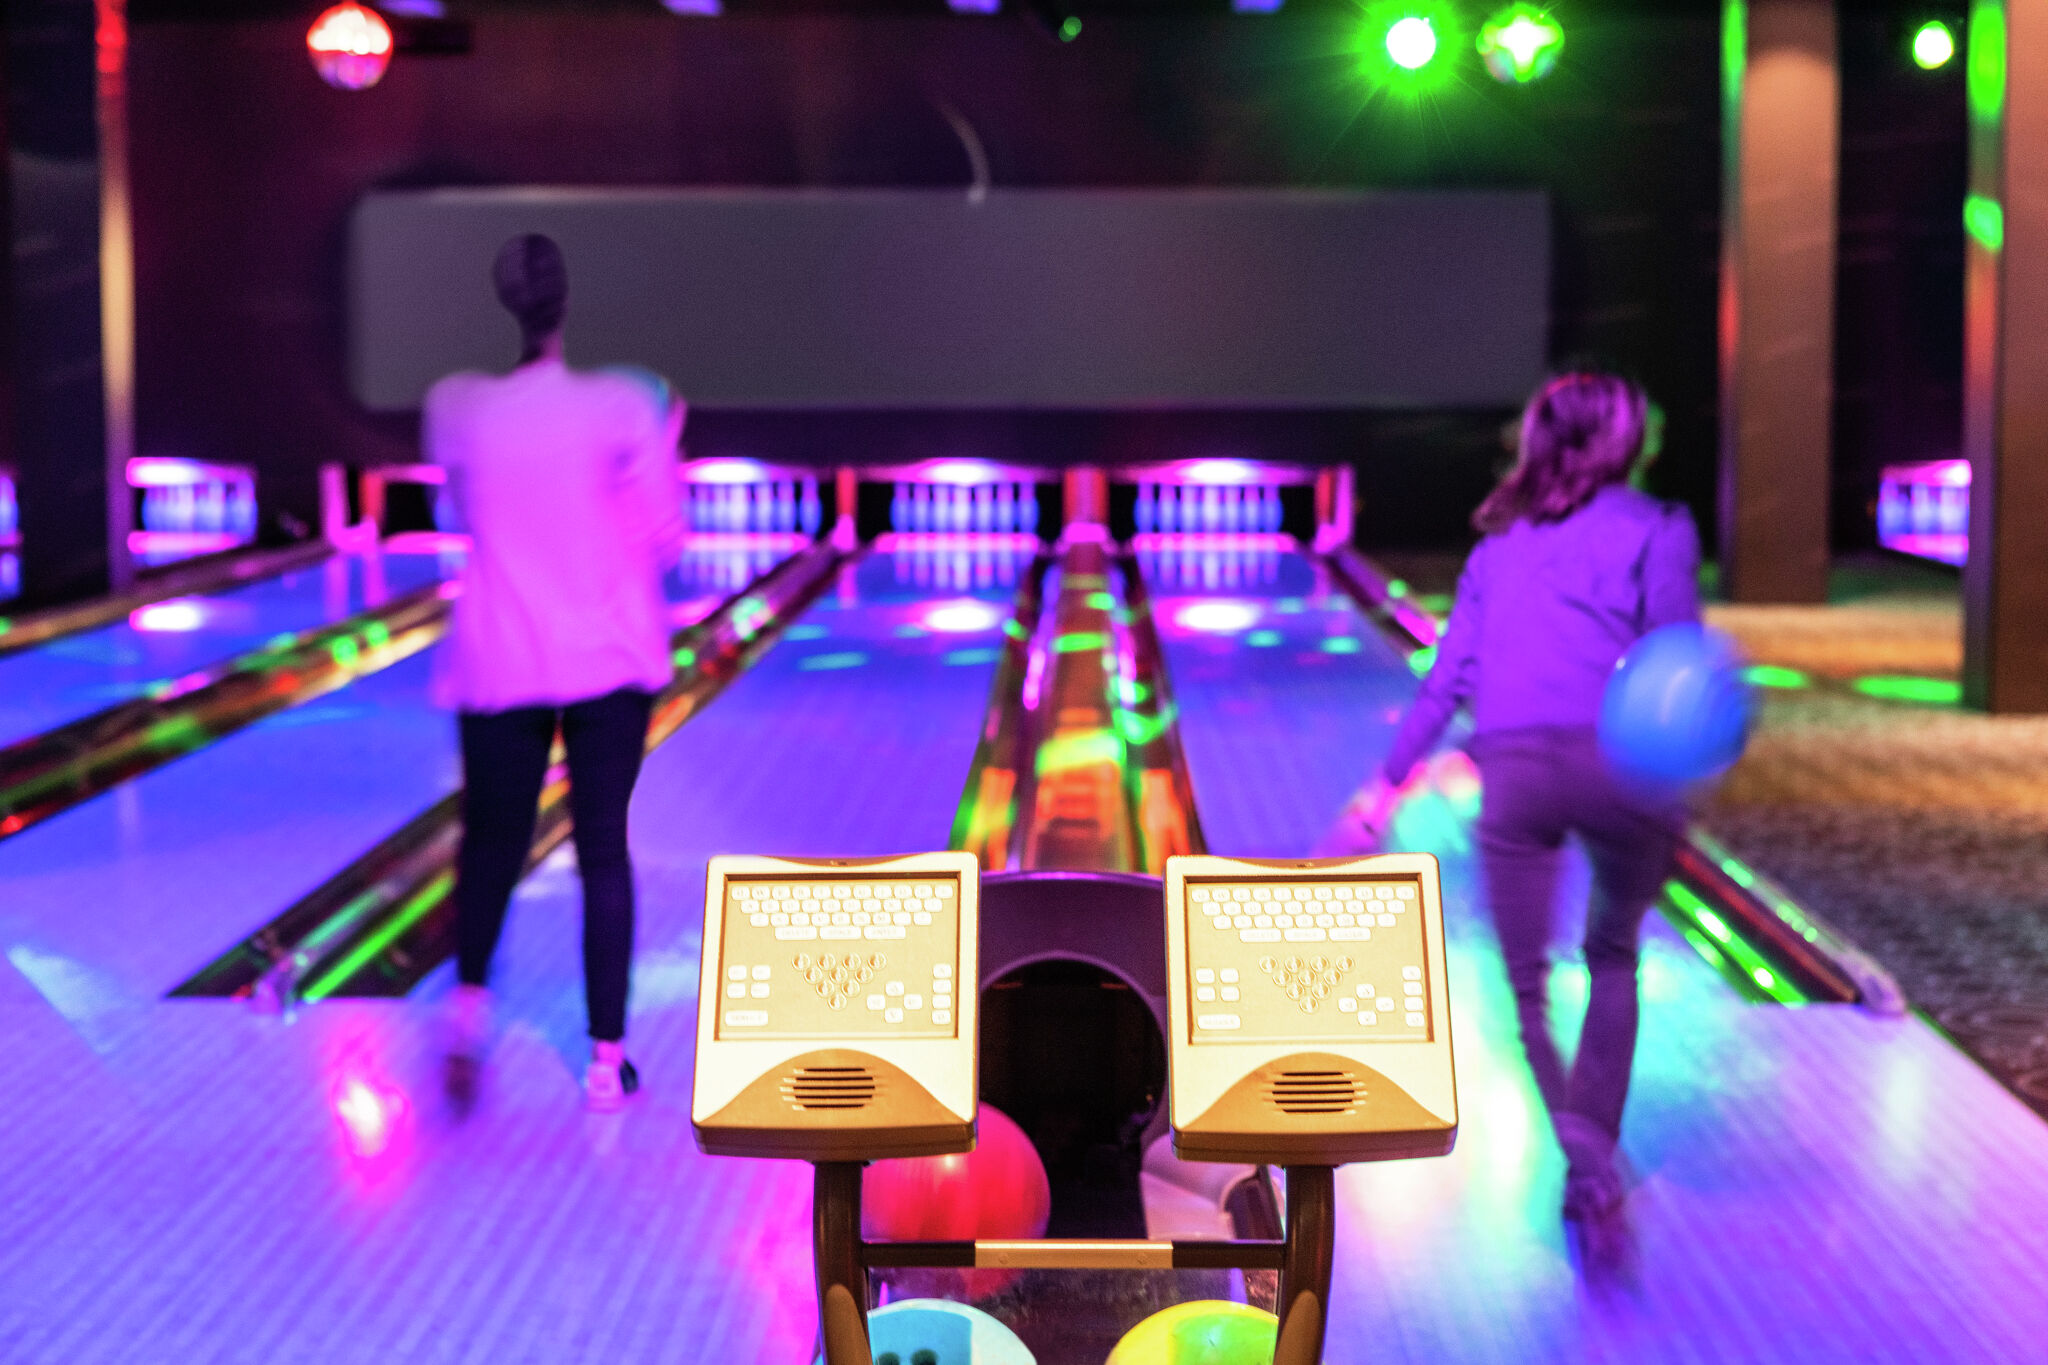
[0,539,332,658]
[0,579,454,843]
[1320,542,1903,1012]
[173,538,850,1003]
[947,550,1053,867]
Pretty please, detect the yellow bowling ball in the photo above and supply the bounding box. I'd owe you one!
[1106,1300,1279,1365]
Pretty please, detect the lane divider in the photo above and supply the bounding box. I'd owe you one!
[0,580,453,842]
[0,540,333,658]
[173,541,849,1004]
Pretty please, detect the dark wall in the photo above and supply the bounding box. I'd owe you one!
[132,4,1724,550]
[1833,9,1968,551]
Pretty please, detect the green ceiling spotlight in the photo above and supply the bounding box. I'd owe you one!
[1478,4,1566,85]
[1359,2,1461,93]
[1912,19,1958,70]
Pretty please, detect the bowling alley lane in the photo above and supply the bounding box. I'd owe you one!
[0,547,450,750]
[0,542,1034,1365]
[1143,542,2048,1362]
[0,543,796,1008]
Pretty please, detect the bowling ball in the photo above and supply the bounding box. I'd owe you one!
[811,1299,1036,1365]
[863,1102,1050,1299]
[600,364,675,418]
[1598,622,1753,788]
[1106,1300,1278,1365]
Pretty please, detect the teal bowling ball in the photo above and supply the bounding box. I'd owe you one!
[1599,623,1753,787]
[599,364,675,417]
[812,1299,1035,1365]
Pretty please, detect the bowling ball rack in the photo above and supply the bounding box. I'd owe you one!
[812,1160,1334,1365]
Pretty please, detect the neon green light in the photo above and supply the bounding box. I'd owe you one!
[1247,630,1282,648]
[1085,591,1115,611]
[1407,644,1436,674]
[1478,5,1564,85]
[798,651,868,671]
[1965,194,2005,252]
[1386,579,1410,599]
[1003,619,1028,641]
[1116,708,1174,749]
[1036,730,1122,774]
[1054,631,1107,655]
[944,648,1001,666]
[1969,2,2006,124]
[1913,19,1957,70]
[1662,880,1808,1004]
[1723,0,1748,123]
[329,637,359,667]
[301,870,454,1001]
[1851,675,1962,705]
[1743,663,1810,689]
[1058,14,1081,41]
[1717,856,1756,889]
[363,621,390,649]
[1322,637,1364,656]
[0,620,12,636]
[672,646,697,668]
[786,623,830,641]
[1386,15,1439,68]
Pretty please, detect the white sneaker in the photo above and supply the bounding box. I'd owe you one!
[585,1040,640,1113]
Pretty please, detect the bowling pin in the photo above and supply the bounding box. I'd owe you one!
[1135,482,1156,535]
[893,482,910,532]
[800,479,822,535]
[995,482,1016,533]
[1019,482,1040,534]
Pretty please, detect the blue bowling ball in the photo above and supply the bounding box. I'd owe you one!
[1599,623,1753,787]
[812,1299,1035,1365]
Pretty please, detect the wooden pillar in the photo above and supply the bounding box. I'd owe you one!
[1,0,133,608]
[1962,1,2048,711]
[1717,0,1839,604]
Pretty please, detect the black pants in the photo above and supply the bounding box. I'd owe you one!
[1474,726,1684,1144]
[454,687,653,1043]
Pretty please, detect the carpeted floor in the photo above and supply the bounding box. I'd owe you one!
[1706,560,2048,1120]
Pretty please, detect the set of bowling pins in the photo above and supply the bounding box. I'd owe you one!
[890,541,1027,591]
[890,482,1040,535]
[1134,481,1284,535]
[687,480,822,536]
[0,466,17,547]
[674,543,786,595]
[1876,475,1968,541]
[139,475,259,539]
[1136,541,1283,590]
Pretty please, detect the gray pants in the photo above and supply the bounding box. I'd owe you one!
[1473,726,1684,1145]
